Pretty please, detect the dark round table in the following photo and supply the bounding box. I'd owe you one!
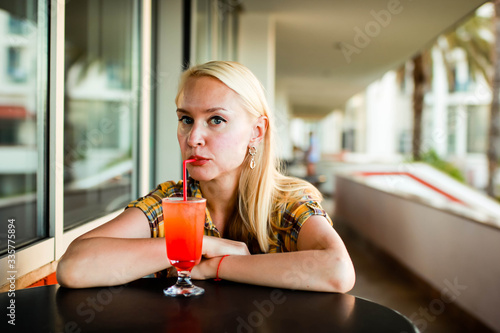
[2,278,418,332]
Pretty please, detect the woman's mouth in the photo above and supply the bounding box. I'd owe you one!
[189,156,210,166]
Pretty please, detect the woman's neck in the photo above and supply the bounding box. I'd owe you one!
[199,177,239,235]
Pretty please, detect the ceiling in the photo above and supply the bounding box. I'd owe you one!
[242,0,488,118]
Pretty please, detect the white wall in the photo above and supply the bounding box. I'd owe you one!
[343,93,366,153]
[320,110,343,155]
[429,46,449,156]
[274,88,293,160]
[365,71,398,160]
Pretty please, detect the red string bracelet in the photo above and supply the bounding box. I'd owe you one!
[214,255,230,281]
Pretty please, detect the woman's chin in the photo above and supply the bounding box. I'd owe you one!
[188,172,213,182]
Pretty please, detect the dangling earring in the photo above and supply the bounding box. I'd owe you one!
[248,146,257,170]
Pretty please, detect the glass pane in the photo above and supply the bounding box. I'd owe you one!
[0,0,47,254]
[64,0,139,229]
[467,105,487,153]
[195,0,211,63]
[218,1,228,59]
[447,106,457,155]
[230,7,239,60]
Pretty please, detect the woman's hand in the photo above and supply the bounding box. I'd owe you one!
[202,235,250,258]
[191,236,250,280]
[191,257,219,280]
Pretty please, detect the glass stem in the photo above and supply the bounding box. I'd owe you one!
[176,270,194,288]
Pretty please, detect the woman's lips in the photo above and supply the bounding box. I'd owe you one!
[190,159,209,166]
[188,156,210,166]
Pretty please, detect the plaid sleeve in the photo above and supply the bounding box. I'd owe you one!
[126,180,182,238]
[279,198,333,252]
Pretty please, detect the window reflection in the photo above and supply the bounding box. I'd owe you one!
[0,0,47,254]
[64,0,139,229]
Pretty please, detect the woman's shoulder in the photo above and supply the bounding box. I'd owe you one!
[272,175,329,224]
[280,194,324,216]
[156,180,183,194]
[270,190,332,252]
[274,174,322,202]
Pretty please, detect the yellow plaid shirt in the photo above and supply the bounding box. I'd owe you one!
[126,179,333,253]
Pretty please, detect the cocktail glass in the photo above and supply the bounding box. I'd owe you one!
[162,197,206,297]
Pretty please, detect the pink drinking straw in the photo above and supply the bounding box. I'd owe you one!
[183,159,197,201]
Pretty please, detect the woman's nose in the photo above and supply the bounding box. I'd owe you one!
[187,122,206,147]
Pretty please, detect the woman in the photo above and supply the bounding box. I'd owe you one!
[57,61,355,292]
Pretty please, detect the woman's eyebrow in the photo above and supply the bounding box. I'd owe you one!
[176,107,230,114]
[205,107,230,113]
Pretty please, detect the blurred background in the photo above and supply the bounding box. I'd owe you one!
[0,0,499,331]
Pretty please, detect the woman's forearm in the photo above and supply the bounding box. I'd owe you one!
[57,237,170,288]
[201,249,355,293]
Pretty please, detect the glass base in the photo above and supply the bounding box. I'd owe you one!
[163,271,205,297]
[163,284,205,297]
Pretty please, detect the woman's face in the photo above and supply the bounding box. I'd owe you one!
[176,76,256,183]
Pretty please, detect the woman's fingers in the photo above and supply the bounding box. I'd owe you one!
[202,236,250,257]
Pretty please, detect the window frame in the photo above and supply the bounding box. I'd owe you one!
[0,0,154,288]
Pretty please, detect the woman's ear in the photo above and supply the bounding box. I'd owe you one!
[249,116,268,146]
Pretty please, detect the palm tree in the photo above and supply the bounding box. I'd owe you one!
[411,5,494,195]
[412,53,426,161]
[443,13,493,89]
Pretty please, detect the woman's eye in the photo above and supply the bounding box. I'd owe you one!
[178,116,193,125]
[209,116,226,125]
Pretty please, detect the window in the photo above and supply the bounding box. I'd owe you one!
[447,106,457,155]
[0,0,48,254]
[194,0,240,64]
[64,0,140,229]
[398,130,412,154]
[467,105,487,153]
[217,0,239,60]
[7,47,28,82]
[8,15,28,34]
[341,129,356,151]
[195,0,213,63]
[0,0,157,289]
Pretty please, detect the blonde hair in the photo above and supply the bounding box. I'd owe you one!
[176,61,322,253]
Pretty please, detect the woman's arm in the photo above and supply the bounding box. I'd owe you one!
[57,208,170,288]
[192,215,355,293]
[57,208,250,288]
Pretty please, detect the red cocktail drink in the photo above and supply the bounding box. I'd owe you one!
[163,197,205,270]
[162,196,206,297]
